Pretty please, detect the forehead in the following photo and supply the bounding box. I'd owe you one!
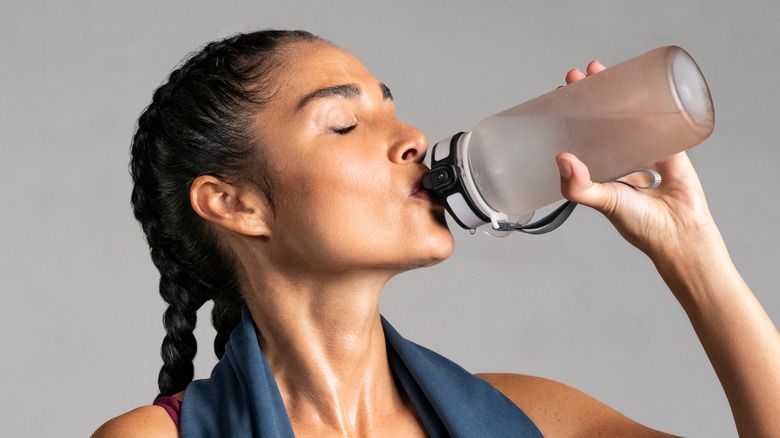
[273,41,379,107]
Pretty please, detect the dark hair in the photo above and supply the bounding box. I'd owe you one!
[130,30,322,396]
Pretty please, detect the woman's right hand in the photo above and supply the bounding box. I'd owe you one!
[555,150,721,278]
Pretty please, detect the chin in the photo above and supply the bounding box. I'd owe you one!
[419,254,450,269]
[421,228,456,264]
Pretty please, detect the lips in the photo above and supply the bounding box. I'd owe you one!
[410,179,434,202]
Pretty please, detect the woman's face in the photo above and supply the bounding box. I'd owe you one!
[254,41,455,275]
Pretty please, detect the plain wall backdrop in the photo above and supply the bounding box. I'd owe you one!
[2,1,779,436]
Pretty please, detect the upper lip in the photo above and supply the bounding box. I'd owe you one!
[411,179,425,196]
[410,167,430,196]
[410,168,438,203]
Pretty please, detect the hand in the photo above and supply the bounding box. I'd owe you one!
[556,61,720,263]
[557,151,718,260]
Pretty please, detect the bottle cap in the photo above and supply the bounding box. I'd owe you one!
[424,132,495,230]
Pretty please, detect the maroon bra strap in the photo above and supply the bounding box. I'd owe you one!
[153,396,182,430]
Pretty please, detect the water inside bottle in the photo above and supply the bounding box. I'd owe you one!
[468,110,689,217]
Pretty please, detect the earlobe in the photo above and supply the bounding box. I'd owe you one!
[190,175,272,237]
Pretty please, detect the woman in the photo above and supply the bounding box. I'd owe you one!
[93,30,780,437]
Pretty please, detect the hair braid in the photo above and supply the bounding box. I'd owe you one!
[212,295,243,359]
[129,30,322,396]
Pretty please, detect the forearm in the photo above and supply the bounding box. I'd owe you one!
[652,230,780,438]
[556,148,780,434]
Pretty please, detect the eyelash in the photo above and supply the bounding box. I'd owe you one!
[331,124,357,135]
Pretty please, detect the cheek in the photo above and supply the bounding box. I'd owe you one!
[266,145,452,267]
[323,163,398,244]
[272,155,391,239]
[307,157,386,211]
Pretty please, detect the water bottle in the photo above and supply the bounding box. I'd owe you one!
[423,46,714,234]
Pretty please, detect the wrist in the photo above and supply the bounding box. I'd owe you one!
[649,224,738,309]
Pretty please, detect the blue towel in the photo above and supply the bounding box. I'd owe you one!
[181,305,542,437]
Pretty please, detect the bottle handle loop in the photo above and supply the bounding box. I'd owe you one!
[495,169,661,234]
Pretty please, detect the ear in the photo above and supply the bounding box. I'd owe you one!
[190,175,272,237]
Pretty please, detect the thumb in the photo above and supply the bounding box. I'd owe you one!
[556,153,617,216]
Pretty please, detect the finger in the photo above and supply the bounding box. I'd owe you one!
[565,69,587,84]
[586,60,606,75]
[556,153,617,215]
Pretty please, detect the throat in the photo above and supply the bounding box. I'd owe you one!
[266,322,417,436]
[237,272,424,435]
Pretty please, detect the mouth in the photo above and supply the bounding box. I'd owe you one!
[410,179,434,202]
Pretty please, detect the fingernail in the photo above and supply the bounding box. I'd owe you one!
[557,157,572,179]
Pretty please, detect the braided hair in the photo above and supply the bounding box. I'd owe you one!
[129,30,322,396]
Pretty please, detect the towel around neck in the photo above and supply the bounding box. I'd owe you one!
[180,304,542,437]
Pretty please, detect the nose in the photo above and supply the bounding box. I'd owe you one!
[388,121,429,164]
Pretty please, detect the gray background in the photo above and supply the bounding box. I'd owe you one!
[2,1,779,436]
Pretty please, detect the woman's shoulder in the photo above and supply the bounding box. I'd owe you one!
[91,406,178,438]
[475,373,679,437]
[91,393,183,438]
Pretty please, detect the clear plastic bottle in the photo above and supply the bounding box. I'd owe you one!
[424,46,714,231]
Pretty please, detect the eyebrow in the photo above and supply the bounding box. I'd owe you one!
[295,82,393,112]
[380,83,393,100]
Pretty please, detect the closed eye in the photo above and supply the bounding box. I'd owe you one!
[331,124,357,135]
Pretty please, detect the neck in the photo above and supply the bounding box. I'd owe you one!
[242,268,409,435]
